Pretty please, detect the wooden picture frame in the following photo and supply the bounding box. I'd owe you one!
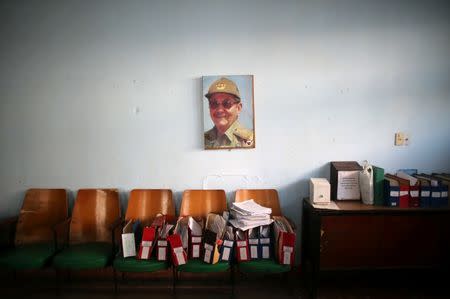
[203,75,255,150]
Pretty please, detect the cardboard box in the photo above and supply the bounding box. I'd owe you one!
[309,178,331,204]
[330,161,362,200]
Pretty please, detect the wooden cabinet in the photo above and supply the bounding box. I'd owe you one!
[320,215,383,268]
[302,199,450,298]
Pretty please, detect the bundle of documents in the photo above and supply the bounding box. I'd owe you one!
[220,226,235,262]
[156,221,174,261]
[235,229,250,262]
[121,219,138,258]
[188,216,203,259]
[229,199,274,231]
[272,216,295,265]
[174,217,190,249]
[203,213,227,264]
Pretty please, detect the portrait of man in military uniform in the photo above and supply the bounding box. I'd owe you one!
[203,75,255,150]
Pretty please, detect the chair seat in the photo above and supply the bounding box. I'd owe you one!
[53,242,113,270]
[0,243,55,270]
[113,257,168,272]
[238,259,291,273]
[178,259,230,273]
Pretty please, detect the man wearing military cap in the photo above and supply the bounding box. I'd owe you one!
[204,76,254,149]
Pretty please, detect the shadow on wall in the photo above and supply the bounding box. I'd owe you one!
[277,162,329,264]
[173,191,183,216]
[118,190,128,216]
[11,189,26,215]
[67,190,76,216]
[195,77,204,151]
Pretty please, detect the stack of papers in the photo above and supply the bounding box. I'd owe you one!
[229,199,274,231]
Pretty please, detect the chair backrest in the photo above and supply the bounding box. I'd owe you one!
[125,189,175,224]
[234,189,282,216]
[15,189,68,246]
[69,189,120,244]
[180,190,227,219]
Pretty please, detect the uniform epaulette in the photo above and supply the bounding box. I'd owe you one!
[233,127,254,142]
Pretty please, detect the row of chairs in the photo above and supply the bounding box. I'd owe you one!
[0,188,291,293]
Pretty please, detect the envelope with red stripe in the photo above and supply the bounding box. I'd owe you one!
[167,234,187,266]
[273,216,296,266]
[235,229,249,262]
[188,217,204,259]
[156,222,174,261]
[137,226,156,260]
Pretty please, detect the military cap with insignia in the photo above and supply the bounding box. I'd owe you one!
[205,77,241,101]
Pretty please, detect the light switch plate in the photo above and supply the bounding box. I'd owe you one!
[395,132,409,146]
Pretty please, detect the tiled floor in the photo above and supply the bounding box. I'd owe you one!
[1,268,449,299]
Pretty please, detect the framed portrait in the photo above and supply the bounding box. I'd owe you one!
[202,75,255,150]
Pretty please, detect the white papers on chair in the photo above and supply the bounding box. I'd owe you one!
[230,209,270,221]
[229,199,273,231]
[232,199,272,215]
[229,218,274,231]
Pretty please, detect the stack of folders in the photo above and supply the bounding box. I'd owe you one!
[155,220,174,261]
[414,174,449,207]
[187,217,203,259]
[202,213,227,264]
[247,225,272,260]
[384,172,449,208]
[174,217,189,250]
[272,216,295,265]
[432,173,450,206]
[220,226,235,262]
[396,172,420,207]
[384,174,410,208]
[229,199,274,231]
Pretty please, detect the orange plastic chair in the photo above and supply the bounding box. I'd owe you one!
[125,189,175,224]
[0,189,68,270]
[176,190,232,291]
[53,189,121,270]
[234,189,291,274]
[235,189,282,216]
[179,189,227,219]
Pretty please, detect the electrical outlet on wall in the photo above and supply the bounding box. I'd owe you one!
[395,132,409,146]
